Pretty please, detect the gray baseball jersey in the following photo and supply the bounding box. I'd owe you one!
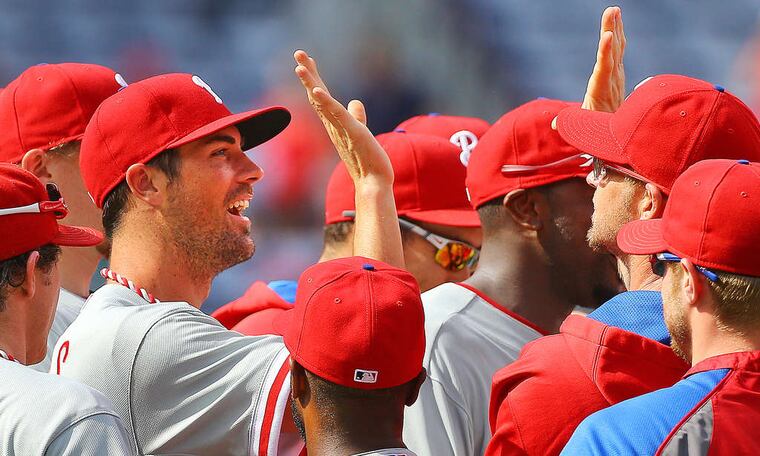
[403,282,545,456]
[52,284,295,456]
[31,288,85,373]
[0,358,134,455]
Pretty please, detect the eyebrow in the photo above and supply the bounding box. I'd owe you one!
[201,134,237,146]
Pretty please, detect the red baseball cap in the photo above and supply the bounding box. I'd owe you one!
[556,74,760,192]
[466,98,587,209]
[273,256,424,389]
[324,131,480,226]
[396,113,490,166]
[0,63,125,163]
[617,159,760,277]
[80,73,291,208]
[0,164,104,260]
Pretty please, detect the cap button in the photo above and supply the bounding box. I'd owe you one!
[714,84,725,92]
[738,159,750,165]
[362,264,375,271]
[393,128,406,133]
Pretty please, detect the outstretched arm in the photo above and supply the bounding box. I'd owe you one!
[294,50,404,268]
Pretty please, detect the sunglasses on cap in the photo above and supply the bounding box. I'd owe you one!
[342,210,480,272]
[500,154,593,176]
[590,158,670,194]
[0,183,68,219]
[650,252,719,282]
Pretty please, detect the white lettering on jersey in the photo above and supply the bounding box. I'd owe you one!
[192,75,223,104]
[450,130,478,166]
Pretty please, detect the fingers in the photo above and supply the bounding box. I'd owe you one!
[599,6,616,39]
[595,31,614,75]
[347,100,367,126]
[294,50,329,96]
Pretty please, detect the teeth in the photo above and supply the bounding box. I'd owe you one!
[227,199,250,213]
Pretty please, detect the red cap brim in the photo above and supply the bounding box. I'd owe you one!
[404,209,481,227]
[52,224,105,247]
[167,106,291,151]
[555,106,628,166]
[616,218,668,255]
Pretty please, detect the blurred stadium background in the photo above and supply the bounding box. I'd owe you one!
[2,0,758,312]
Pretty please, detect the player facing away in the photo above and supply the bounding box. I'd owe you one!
[54,48,405,454]
[0,63,124,372]
[563,159,760,455]
[486,16,760,456]
[401,97,622,456]
[0,164,135,455]
[212,114,488,335]
[274,257,426,456]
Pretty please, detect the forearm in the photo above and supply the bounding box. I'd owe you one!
[353,178,404,269]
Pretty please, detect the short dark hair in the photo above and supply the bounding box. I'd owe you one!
[323,220,354,246]
[102,150,180,238]
[476,196,507,232]
[0,244,61,312]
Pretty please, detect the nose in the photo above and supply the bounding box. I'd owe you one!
[586,171,597,188]
[239,153,264,184]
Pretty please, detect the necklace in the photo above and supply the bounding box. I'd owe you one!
[0,349,18,363]
[100,268,161,304]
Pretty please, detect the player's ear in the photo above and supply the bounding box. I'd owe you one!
[290,360,310,406]
[125,163,165,208]
[503,189,543,233]
[639,183,666,220]
[18,251,40,299]
[405,368,427,406]
[680,259,705,310]
[20,149,52,182]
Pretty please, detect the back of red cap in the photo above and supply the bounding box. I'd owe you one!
[0,63,124,163]
[274,257,424,389]
[466,98,584,209]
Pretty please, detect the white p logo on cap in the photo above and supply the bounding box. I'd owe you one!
[450,130,478,167]
[192,75,223,104]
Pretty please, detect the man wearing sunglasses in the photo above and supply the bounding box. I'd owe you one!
[213,115,487,335]
[0,164,135,455]
[0,63,126,372]
[487,69,760,456]
[563,159,760,455]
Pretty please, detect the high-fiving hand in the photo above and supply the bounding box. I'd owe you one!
[582,6,627,112]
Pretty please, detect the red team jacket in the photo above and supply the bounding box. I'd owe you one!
[561,350,760,455]
[212,281,294,335]
[486,291,689,456]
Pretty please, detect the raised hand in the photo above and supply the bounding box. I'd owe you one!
[582,6,627,112]
[294,50,403,268]
[293,50,393,187]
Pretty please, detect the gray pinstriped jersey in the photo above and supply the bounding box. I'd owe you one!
[0,360,134,455]
[52,284,291,455]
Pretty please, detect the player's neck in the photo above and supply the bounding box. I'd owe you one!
[58,245,101,298]
[465,236,576,333]
[0,298,31,364]
[109,231,212,308]
[306,420,405,456]
[617,252,662,291]
[689,315,760,366]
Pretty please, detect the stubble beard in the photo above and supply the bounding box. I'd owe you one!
[663,281,692,362]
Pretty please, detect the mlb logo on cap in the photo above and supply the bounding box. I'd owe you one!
[354,369,379,384]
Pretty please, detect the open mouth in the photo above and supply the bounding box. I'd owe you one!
[226,198,250,217]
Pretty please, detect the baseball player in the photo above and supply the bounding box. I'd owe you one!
[487,69,760,456]
[53,48,402,455]
[0,63,124,372]
[274,256,426,456]
[214,114,487,335]
[0,164,134,455]
[563,159,760,455]
[401,98,621,456]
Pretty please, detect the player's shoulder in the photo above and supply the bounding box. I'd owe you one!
[421,282,479,327]
[2,363,121,423]
[563,369,729,456]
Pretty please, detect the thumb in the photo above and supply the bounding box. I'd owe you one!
[348,99,367,125]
